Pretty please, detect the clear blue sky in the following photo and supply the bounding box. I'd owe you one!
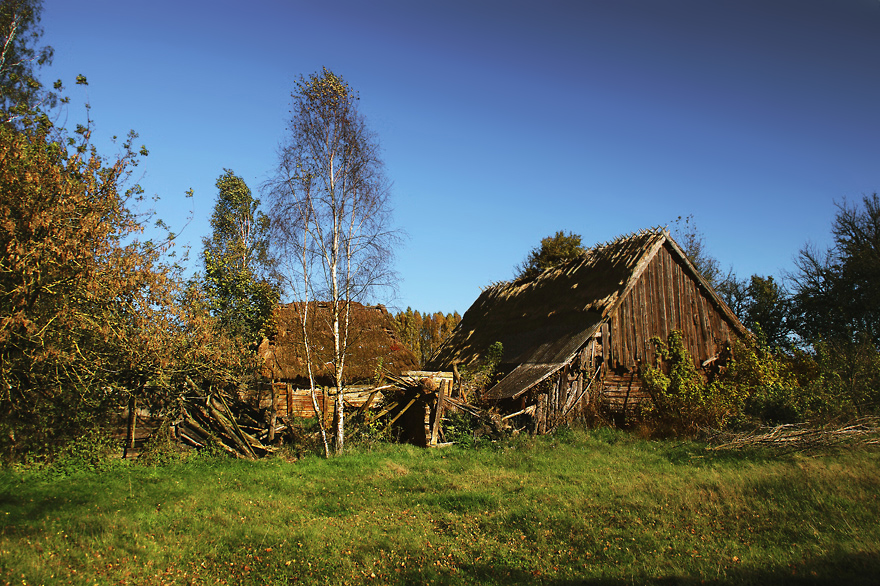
[42,0,880,314]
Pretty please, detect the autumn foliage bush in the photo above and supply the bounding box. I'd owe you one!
[0,117,251,460]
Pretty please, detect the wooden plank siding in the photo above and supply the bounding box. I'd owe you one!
[269,384,379,419]
[598,244,740,415]
[601,372,646,414]
[608,244,733,372]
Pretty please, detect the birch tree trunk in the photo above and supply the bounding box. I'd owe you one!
[266,68,400,455]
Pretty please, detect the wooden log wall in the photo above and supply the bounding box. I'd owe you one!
[271,383,382,419]
[608,243,735,372]
[601,373,649,414]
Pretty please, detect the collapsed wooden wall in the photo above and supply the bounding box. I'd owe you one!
[516,341,601,434]
[269,382,376,419]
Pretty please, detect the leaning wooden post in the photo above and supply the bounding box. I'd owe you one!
[452,363,465,402]
[430,378,448,446]
[268,379,277,443]
[536,393,547,435]
[123,394,137,459]
[325,387,335,430]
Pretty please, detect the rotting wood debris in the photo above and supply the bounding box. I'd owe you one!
[704,417,880,453]
[368,372,509,446]
[173,393,279,458]
[163,371,504,457]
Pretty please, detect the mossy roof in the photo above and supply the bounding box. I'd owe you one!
[425,228,745,399]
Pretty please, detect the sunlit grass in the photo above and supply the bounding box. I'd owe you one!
[2,429,879,585]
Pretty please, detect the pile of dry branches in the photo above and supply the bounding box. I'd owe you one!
[706,417,880,453]
[174,393,279,458]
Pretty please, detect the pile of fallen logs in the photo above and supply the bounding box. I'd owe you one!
[174,393,279,458]
[369,372,508,446]
[160,371,514,457]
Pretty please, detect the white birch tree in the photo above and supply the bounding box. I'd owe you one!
[266,68,398,455]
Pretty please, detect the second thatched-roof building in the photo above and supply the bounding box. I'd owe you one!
[259,302,419,418]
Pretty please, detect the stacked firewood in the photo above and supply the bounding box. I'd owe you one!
[174,393,279,458]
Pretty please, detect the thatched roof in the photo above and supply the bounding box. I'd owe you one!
[424,228,746,400]
[259,302,419,385]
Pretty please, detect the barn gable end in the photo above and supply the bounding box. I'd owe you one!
[608,239,739,373]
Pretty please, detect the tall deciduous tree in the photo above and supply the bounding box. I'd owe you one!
[671,215,722,286]
[0,121,147,452]
[0,0,55,121]
[743,275,792,349]
[394,307,422,361]
[715,271,750,321]
[203,169,278,346]
[791,194,880,346]
[787,195,880,416]
[0,115,248,457]
[266,68,399,455]
[393,309,461,366]
[0,12,254,458]
[717,273,793,349]
[515,231,586,279]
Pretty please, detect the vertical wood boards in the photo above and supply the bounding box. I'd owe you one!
[658,245,670,344]
[536,393,547,435]
[605,244,738,372]
[602,322,610,367]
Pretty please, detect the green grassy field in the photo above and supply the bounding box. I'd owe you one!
[2,428,879,585]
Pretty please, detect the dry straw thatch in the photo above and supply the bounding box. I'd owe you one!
[259,302,419,385]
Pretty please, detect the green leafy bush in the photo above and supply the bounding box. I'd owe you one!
[640,331,742,434]
[641,329,880,435]
[13,427,121,478]
[722,334,804,424]
[802,336,880,420]
[442,409,490,449]
[346,415,394,449]
[138,419,184,466]
[458,341,504,402]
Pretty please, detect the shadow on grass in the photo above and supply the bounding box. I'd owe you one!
[435,549,880,586]
[658,440,794,468]
[0,465,189,538]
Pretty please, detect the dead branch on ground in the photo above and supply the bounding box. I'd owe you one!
[705,417,880,453]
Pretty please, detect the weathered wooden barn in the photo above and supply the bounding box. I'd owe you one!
[259,302,419,418]
[424,228,748,432]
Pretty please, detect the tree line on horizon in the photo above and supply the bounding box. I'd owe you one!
[392,308,462,367]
